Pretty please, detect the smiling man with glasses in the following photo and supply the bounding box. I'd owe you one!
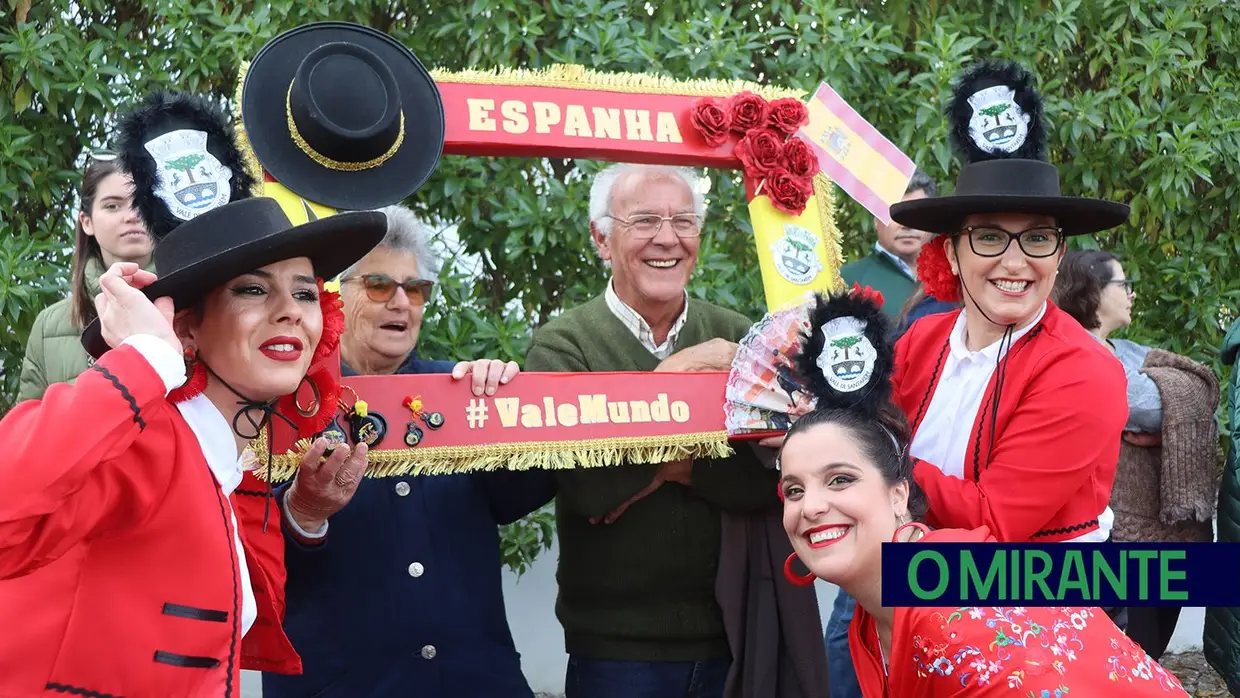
[526,163,828,698]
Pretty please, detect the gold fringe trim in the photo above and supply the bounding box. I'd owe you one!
[231,60,266,189]
[246,429,734,483]
[813,173,846,289]
[429,64,805,100]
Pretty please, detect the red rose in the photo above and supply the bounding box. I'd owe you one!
[782,136,819,179]
[767,97,810,135]
[728,91,769,134]
[735,128,785,177]
[766,167,814,215]
[690,97,731,147]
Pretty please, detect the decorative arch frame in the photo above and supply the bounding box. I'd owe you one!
[240,64,846,479]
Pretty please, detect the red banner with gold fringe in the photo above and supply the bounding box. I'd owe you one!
[252,370,776,482]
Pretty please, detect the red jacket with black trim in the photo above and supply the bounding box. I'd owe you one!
[0,344,300,698]
[891,303,1127,542]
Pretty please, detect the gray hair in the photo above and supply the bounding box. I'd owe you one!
[588,163,708,238]
[906,169,937,198]
[341,204,442,283]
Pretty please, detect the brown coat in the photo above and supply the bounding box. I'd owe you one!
[1112,348,1219,543]
[718,446,830,698]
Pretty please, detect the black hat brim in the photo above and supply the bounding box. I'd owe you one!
[241,22,444,210]
[81,209,385,359]
[890,195,1131,237]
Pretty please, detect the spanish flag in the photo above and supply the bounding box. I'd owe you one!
[798,82,916,225]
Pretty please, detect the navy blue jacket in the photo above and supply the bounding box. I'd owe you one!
[263,352,557,698]
[893,295,960,339]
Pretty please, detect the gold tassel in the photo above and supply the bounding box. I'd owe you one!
[813,173,846,289]
[429,64,806,100]
[246,429,734,483]
[231,59,266,190]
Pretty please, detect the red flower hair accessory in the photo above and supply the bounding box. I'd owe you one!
[849,282,885,309]
[916,238,960,303]
[314,279,345,362]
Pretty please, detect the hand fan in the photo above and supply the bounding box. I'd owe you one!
[724,284,892,438]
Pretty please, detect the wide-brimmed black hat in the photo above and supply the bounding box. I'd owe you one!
[82,196,385,358]
[240,21,444,210]
[116,91,257,240]
[891,60,1129,236]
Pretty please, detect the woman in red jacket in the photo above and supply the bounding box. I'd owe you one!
[888,59,1132,545]
[824,61,1135,697]
[774,290,1186,697]
[0,196,385,697]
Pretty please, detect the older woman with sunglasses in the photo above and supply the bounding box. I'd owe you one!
[266,204,557,698]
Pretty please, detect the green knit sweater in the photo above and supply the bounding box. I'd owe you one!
[525,294,780,662]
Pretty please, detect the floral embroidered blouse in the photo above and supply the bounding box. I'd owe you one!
[849,527,1188,697]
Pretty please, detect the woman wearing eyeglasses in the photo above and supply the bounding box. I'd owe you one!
[18,154,154,402]
[888,62,1130,551]
[1051,249,1220,660]
[264,204,557,698]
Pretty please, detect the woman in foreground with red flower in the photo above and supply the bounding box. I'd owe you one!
[0,197,385,697]
[775,290,1186,697]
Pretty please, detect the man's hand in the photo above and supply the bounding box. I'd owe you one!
[1122,431,1162,447]
[284,437,369,540]
[94,262,179,354]
[654,338,739,373]
[452,358,520,396]
[590,459,693,525]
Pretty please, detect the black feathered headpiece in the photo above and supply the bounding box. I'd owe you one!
[116,91,257,239]
[889,59,1129,237]
[947,59,1047,164]
[789,287,894,419]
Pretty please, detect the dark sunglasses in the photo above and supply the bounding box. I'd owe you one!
[343,274,434,305]
[89,149,119,162]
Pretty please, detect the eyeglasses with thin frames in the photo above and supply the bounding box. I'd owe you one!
[958,225,1063,258]
[604,213,702,239]
[342,274,434,305]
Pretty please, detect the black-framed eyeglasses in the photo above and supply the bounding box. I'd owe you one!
[958,225,1063,258]
[342,274,434,305]
[1108,279,1135,295]
[89,149,119,162]
[605,213,702,239]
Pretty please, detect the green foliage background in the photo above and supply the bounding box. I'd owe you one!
[3,0,1237,572]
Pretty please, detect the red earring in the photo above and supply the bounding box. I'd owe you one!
[893,521,933,543]
[168,347,207,403]
[783,553,817,587]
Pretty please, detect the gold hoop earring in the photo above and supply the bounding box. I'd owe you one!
[294,376,321,418]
